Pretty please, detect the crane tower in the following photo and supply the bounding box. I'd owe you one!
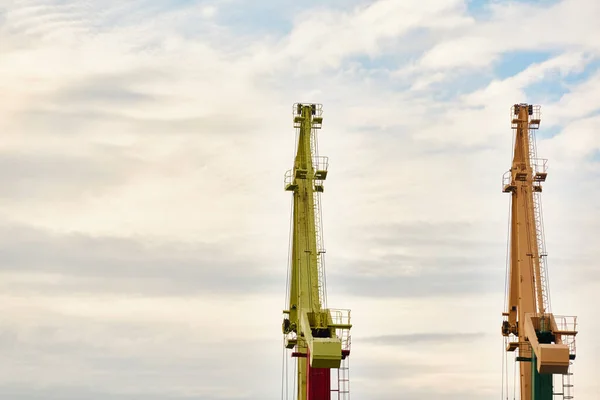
[501,104,578,400]
[282,103,352,400]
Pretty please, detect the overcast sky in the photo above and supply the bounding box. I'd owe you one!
[1,0,599,399]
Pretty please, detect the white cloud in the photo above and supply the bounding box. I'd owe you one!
[0,0,599,399]
[419,0,600,72]
[201,5,217,18]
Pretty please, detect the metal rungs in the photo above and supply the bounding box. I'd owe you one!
[333,356,350,400]
[528,124,550,312]
[556,366,574,400]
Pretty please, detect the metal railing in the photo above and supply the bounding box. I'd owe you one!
[554,315,577,356]
[510,104,541,129]
[531,157,548,177]
[313,156,329,173]
[502,170,512,192]
[284,169,293,189]
[293,103,323,117]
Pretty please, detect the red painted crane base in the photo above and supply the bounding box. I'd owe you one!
[306,348,330,400]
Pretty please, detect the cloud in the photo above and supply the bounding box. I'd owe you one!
[0,222,281,296]
[361,332,486,345]
[1,0,600,399]
[418,0,600,72]
[0,148,141,200]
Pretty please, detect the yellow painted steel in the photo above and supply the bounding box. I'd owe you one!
[282,103,351,400]
[501,104,577,400]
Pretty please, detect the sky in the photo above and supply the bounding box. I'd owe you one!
[0,0,599,399]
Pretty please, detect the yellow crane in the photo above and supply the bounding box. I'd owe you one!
[281,103,352,400]
[501,104,578,399]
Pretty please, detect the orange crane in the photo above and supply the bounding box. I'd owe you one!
[501,104,578,399]
[281,103,352,400]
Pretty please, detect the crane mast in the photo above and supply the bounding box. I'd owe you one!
[501,104,578,400]
[282,103,352,400]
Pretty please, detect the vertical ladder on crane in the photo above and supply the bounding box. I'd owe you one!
[527,106,550,312]
[310,114,328,307]
[330,309,352,400]
[553,363,574,400]
[563,367,574,400]
[313,183,327,306]
[334,357,350,400]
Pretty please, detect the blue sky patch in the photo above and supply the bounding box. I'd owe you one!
[426,70,493,102]
[214,0,367,37]
[521,55,600,106]
[538,124,562,139]
[467,0,562,19]
[465,0,493,17]
[348,54,406,73]
[562,58,600,85]
[494,51,554,80]
[215,1,293,36]
[524,79,568,104]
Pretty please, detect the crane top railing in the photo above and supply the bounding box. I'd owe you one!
[293,103,323,128]
[293,103,323,117]
[511,103,541,129]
